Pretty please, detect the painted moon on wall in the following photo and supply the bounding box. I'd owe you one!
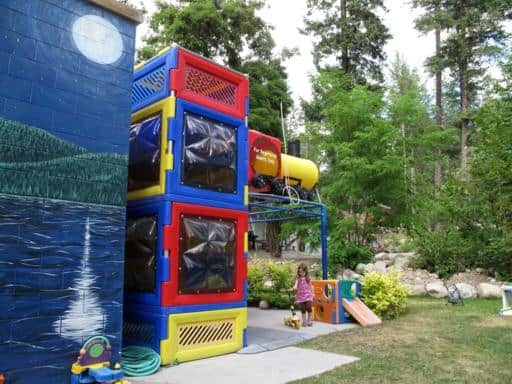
[72,15,123,65]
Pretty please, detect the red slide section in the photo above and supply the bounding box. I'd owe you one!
[342,298,382,327]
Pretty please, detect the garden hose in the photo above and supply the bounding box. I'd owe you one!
[121,346,161,377]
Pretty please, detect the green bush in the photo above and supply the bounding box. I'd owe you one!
[266,262,295,291]
[329,242,372,275]
[248,265,266,292]
[361,271,408,319]
[247,261,296,308]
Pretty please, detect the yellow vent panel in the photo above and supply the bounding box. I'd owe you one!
[177,319,234,350]
[160,307,247,365]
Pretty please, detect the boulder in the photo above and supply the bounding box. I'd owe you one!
[454,283,477,299]
[475,268,487,274]
[374,252,396,266]
[258,300,269,310]
[355,263,366,274]
[405,283,426,296]
[342,268,363,281]
[426,281,448,298]
[357,263,376,274]
[374,261,387,273]
[393,252,416,269]
[374,252,389,261]
[477,283,502,298]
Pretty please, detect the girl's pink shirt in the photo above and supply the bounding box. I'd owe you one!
[295,277,313,303]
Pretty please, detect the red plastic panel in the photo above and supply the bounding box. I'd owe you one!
[248,130,282,193]
[162,202,248,306]
[170,49,249,119]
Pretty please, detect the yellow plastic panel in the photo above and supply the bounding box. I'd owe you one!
[127,96,176,201]
[160,307,247,365]
[280,153,319,190]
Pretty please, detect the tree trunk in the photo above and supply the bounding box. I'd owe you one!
[340,0,349,73]
[266,222,282,258]
[460,57,469,178]
[434,4,442,194]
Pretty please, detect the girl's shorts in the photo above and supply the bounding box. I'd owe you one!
[299,301,312,313]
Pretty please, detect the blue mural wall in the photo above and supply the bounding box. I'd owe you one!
[0,1,138,383]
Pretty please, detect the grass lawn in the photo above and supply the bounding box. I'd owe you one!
[293,296,512,384]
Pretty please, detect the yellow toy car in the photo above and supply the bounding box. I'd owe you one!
[284,305,301,329]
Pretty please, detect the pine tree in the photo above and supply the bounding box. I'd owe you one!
[302,0,391,85]
[414,0,511,176]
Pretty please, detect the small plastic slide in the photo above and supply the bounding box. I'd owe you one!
[342,298,382,327]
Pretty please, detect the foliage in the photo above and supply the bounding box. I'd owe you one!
[414,0,512,173]
[247,261,296,308]
[313,71,405,246]
[302,0,391,85]
[328,242,372,276]
[247,265,266,292]
[266,261,295,291]
[361,271,408,319]
[139,0,293,139]
[241,58,293,139]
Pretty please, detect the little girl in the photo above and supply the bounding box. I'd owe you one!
[291,263,314,327]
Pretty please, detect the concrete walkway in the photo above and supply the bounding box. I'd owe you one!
[130,308,359,384]
[240,307,357,353]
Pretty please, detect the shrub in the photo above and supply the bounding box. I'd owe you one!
[329,242,373,275]
[248,265,265,292]
[361,271,408,319]
[266,261,295,291]
[247,261,296,308]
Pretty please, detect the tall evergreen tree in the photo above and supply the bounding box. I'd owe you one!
[387,55,457,220]
[312,72,404,252]
[139,0,293,139]
[414,0,511,176]
[302,0,391,85]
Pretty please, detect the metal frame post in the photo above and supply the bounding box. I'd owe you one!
[321,205,328,279]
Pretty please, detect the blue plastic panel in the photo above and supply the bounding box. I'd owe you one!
[129,192,247,212]
[167,99,248,207]
[128,113,162,191]
[132,47,178,112]
[124,198,172,307]
[337,280,361,324]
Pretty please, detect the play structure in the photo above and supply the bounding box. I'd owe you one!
[123,44,249,365]
[499,284,512,316]
[71,337,126,384]
[311,280,381,327]
[249,130,319,200]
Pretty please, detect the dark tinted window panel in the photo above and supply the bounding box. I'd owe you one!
[124,215,158,293]
[182,113,236,193]
[128,114,162,191]
[179,215,236,294]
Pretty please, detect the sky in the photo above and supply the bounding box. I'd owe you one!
[135,0,435,103]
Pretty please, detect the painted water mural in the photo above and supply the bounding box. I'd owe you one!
[0,0,140,382]
[0,195,125,382]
